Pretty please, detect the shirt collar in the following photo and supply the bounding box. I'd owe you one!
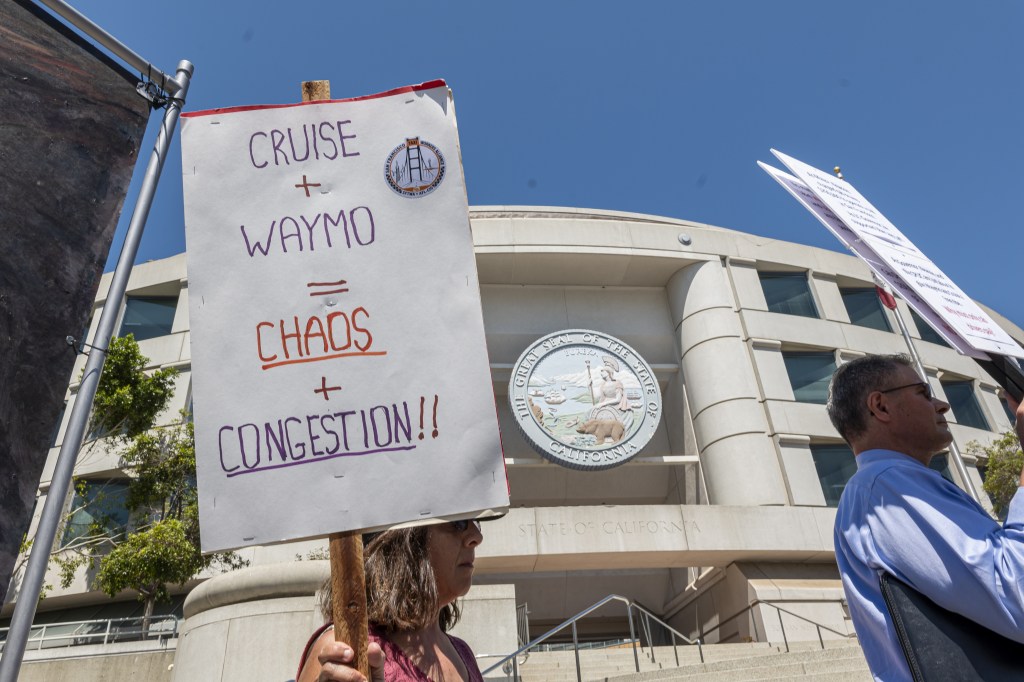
[855,448,929,470]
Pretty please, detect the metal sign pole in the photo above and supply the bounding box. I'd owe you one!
[877,278,981,502]
[0,60,192,682]
[34,0,180,94]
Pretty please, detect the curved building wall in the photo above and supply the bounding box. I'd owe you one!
[6,206,1023,669]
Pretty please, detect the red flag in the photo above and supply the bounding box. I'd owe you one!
[876,286,897,310]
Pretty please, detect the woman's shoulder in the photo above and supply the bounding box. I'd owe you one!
[446,633,484,681]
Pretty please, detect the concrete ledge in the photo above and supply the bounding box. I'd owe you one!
[477,505,837,572]
[183,561,327,618]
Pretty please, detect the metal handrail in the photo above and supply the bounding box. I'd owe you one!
[481,594,702,682]
[0,615,180,653]
[699,598,855,652]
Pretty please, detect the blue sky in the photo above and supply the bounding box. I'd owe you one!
[67,1,1024,328]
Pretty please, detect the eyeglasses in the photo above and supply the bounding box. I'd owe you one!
[878,381,933,400]
[449,519,482,533]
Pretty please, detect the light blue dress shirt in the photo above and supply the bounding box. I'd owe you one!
[834,449,1024,681]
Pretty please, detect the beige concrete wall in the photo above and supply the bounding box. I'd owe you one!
[18,650,174,682]
[668,562,852,645]
[667,260,786,506]
[171,562,517,682]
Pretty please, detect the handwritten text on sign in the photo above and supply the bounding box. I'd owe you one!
[768,149,1024,359]
[758,162,982,358]
[182,82,508,553]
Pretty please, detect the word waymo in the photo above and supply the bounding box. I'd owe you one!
[181,81,507,553]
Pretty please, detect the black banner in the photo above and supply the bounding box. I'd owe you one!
[0,0,151,600]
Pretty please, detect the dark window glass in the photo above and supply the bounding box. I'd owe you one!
[783,351,836,404]
[1002,398,1016,426]
[118,296,177,341]
[759,272,819,318]
[61,480,130,548]
[943,381,989,430]
[910,309,950,348]
[810,444,857,507]
[928,453,955,485]
[840,288,892,332]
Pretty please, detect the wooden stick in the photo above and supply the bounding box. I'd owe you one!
[329,531,369,677]
[302,79,331,102]
[304,78,369,680]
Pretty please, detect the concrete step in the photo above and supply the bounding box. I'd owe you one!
[485,641,869,682]
[599,644,868,682]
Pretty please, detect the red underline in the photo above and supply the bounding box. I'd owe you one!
[308,288,349,296]
[261,350,387,370]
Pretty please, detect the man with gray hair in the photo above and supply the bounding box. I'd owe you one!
[828,353,1024,681]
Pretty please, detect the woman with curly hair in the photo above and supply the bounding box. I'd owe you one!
[297,520,485,682]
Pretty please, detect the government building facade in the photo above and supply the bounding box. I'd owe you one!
[4,206,1021,680]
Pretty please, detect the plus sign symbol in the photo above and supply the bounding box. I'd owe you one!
[294,174,321,197]
[314,376,342,400]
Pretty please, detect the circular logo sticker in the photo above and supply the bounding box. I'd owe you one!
[384,137,446,197]
[508,330,663,471]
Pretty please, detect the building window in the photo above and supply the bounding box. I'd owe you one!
[810,444,857,507]
[942,380,989,430]
[759,272,819,318]
[61,480,130,548]
[840,288,891,332]
[1001,398,1016,426]
[118,296,178,341]
[783,351,836,404]
[928,453,955,485]
[910,309,950,347]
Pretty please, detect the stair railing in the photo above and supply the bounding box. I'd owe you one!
[698,598,856,653]
[480,593,702,682]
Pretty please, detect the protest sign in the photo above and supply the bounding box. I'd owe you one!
[765,150,1024,360]
[758,162,983,358]
[181,81,508,553]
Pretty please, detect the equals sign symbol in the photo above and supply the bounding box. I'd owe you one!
[307,278,349,297]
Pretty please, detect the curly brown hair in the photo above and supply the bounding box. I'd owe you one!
[317,526,461,633]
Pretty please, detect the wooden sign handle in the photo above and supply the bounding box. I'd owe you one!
[302,78,369,679]
[329,531,369,678]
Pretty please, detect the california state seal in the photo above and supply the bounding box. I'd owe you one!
[508,330,662,471]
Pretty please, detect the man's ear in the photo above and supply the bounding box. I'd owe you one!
[866,391,892,424]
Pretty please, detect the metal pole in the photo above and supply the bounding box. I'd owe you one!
[0,60,193,682]
[778,609,789,652]
[571,621,581,682]
[888,291,981,502]
[34,0,180,94]
[627,606,640,672]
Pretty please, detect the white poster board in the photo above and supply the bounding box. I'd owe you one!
[758,162,983,359]
[763,150,1024,360]
[181,81,508,553]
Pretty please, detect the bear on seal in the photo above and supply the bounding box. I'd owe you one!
[576,418,625,444]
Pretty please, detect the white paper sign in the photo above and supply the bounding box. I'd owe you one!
[758,162,984,359]
[181,81,508,553]
[767,149,1024,359]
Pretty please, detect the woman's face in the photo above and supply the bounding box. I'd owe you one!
[427,520,483,606]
